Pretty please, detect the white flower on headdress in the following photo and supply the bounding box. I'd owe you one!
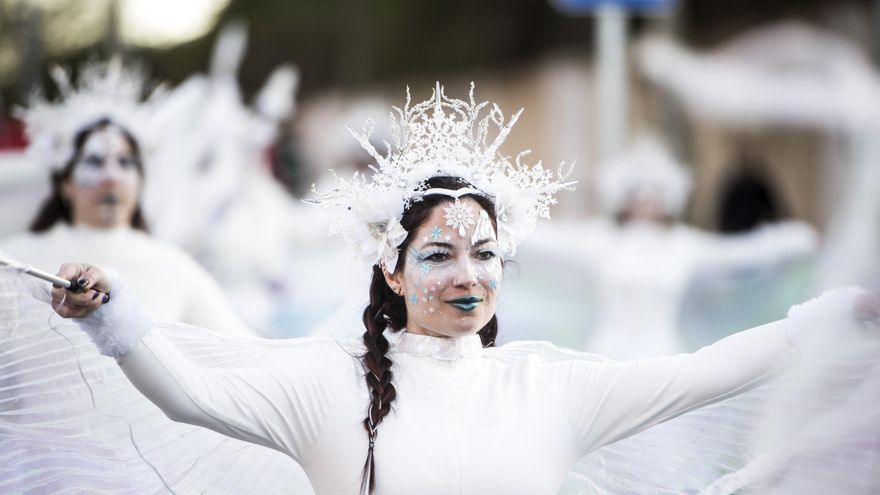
[364,218,407,270]
[307,83,576,268]
[443,200,475,237]
[492,177,536,257]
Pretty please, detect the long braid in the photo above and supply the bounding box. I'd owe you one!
[359,266,403,494]
[357,176,500,493]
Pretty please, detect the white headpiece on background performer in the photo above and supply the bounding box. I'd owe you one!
[15,58,164,172]
[307,82,576,270]
[597,135,693,217]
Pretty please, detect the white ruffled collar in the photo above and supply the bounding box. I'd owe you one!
[393,331,484,361]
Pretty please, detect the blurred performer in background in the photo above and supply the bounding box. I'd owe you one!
[516,136,817,358]
[0,59,311,494]
[588,136,816,358]
[1,61,252,335]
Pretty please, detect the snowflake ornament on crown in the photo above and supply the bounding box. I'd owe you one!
[16,58,164,173]
[308,82,576,270]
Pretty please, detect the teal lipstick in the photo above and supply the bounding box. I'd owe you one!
[447,296,482,312]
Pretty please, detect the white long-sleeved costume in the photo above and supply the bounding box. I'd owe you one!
[1,223,251,335]
[116,315,795,494]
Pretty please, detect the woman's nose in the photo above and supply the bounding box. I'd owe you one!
[453,258,479,288]
[99,161,127,184]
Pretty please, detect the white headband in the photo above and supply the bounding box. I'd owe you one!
[419,187,489,200]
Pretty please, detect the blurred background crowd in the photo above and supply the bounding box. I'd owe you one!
[1,0,878,354]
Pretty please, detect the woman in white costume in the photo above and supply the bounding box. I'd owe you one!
[43,85,879,495]
[1,61,251,333]
[591,138,815,358]
[0,61,312,494]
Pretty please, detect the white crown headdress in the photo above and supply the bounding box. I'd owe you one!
[16,58,164,172]
[308,83,576,269]
[597,135,692,217]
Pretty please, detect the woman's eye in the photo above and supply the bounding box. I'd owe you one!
[475,250,497,261]
[82,155,103,167]
[424,252,450,262]
[118,156,136,168]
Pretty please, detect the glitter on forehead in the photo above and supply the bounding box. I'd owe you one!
[430,226,442,239]
[443,199,475,237]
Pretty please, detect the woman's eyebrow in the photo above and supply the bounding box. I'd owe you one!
[471,238,497,248]
[419,241,454,250]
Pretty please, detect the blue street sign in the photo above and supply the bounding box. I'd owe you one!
[551,0,673,15]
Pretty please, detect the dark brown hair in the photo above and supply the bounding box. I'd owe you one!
[29,117,149,233]
[359,176,499,493]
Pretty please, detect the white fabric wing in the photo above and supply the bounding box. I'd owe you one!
[0,268,314,494]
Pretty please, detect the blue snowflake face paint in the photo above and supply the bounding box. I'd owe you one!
[388,197,503,338]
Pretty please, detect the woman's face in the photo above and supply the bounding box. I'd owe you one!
[620,188,672,225]
[385,197,503,338]
[61,126,142,229]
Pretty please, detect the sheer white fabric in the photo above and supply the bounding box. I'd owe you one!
[0,268,313,494]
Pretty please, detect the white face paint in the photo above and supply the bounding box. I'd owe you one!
[70,127,140,188]
[387,197,503,338]
[62,126,142,229]
[620,188,671,225]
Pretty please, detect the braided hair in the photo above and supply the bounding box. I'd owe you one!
[359,176,498,493]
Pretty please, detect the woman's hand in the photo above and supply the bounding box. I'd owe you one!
[51,263,111,318]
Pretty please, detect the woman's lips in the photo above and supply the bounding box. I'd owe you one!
[99,192,119,205]
[446,296,483,312]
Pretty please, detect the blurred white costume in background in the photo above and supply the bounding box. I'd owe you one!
[2,225,251,333]
[505,137,816,358]
[140,22,357,337]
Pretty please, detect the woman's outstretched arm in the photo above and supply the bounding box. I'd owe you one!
[50,263,348,464]
[545,287,878,455]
